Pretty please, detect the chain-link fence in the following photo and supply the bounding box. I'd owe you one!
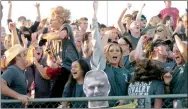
[1,94,187,108]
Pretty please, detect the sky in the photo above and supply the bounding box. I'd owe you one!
[1,1,187,33]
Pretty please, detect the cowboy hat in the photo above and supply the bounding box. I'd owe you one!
[4,44,27,66]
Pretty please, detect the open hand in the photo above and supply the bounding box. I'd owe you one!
[34,2,40,8]
[126,3,132,9]
[21,34,28,48]
[31,32,38,42]
[142,3,146,8]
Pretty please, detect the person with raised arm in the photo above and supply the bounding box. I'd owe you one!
[163,35,188,108]
[7,1,41,45]
[124,3,145,49]
[1,44,30,108]
[159,0,179,29]
[83,1,130,107]
[43,6,79,98]
[117,3,132,36]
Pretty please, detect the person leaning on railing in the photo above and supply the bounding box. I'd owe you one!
[1,44,30,108]
[163,35,188,108]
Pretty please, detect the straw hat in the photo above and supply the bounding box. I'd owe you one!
[4,44,27,66]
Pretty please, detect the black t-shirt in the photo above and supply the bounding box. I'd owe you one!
[25,58,51,98]
[7,19,40,44]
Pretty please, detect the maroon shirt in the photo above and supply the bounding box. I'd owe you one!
[160,7,179,28]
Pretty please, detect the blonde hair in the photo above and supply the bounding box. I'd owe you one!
[155,23,172,41]
[104,43,124,68]
[4,34,12,49]
[50,6,71,24]
[105,30,113,40]
[26,42,40,65]
[38,18,48,30]
[147,16,162,27]
[78,17,88,24]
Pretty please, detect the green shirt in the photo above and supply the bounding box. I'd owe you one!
[63,83,87,108]
[171,63,188,94]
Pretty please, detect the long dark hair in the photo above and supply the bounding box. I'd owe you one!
[68,59,91,97]
[82,32,91,44]
[131,59,167,83]
[163,15,174,31]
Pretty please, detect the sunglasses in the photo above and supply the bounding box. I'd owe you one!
[155,29,164,33]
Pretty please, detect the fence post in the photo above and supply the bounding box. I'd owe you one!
[145,96,151,108]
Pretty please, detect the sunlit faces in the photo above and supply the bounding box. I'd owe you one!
[49,16,62,30]
[118,38,130,55]
[149,16,162,27]
[71,25,78,31]
[83,70,110,108]
[18,51,29,68]
[74,36,82,48]
[154,44,168,57]
[87,33,92,43]
[140,19,147,29]
[1,27,6,42]
[33,45,43,61]
[26,20,33,28]
[169,17,174,26]
[111,28,119,42]
[79,20,88,31]
[71,61,83,80]
[130,21,140,34]
[107,44,122,66]
[164,0,171,8]
[153,26,167,42]
[100,28,106,37]
[4,35,12,49]
[123,16,132,29]
[18,18,27,27]
[182,14,188,29]
[173,43,185,66]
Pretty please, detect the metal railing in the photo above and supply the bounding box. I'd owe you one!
[1,94,187,108]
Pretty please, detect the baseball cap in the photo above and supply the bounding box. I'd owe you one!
[150,39,171,51]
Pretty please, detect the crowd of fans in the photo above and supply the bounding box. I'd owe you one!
[0,0,187,108]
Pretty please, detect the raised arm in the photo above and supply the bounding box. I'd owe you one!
[8,1,12,19]
[7,1,15,32]
[173,20,183,35]
[9,22,20,45]
[136,3,145,22]
[129,35,146,62]
[35,2,41,22]
[90,1,106,71]
[29,2,41,33]
[117,3,131,35]
[174,35,187,62]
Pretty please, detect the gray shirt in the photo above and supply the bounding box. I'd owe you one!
[1,65,27,108]
[128,80,164,108]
